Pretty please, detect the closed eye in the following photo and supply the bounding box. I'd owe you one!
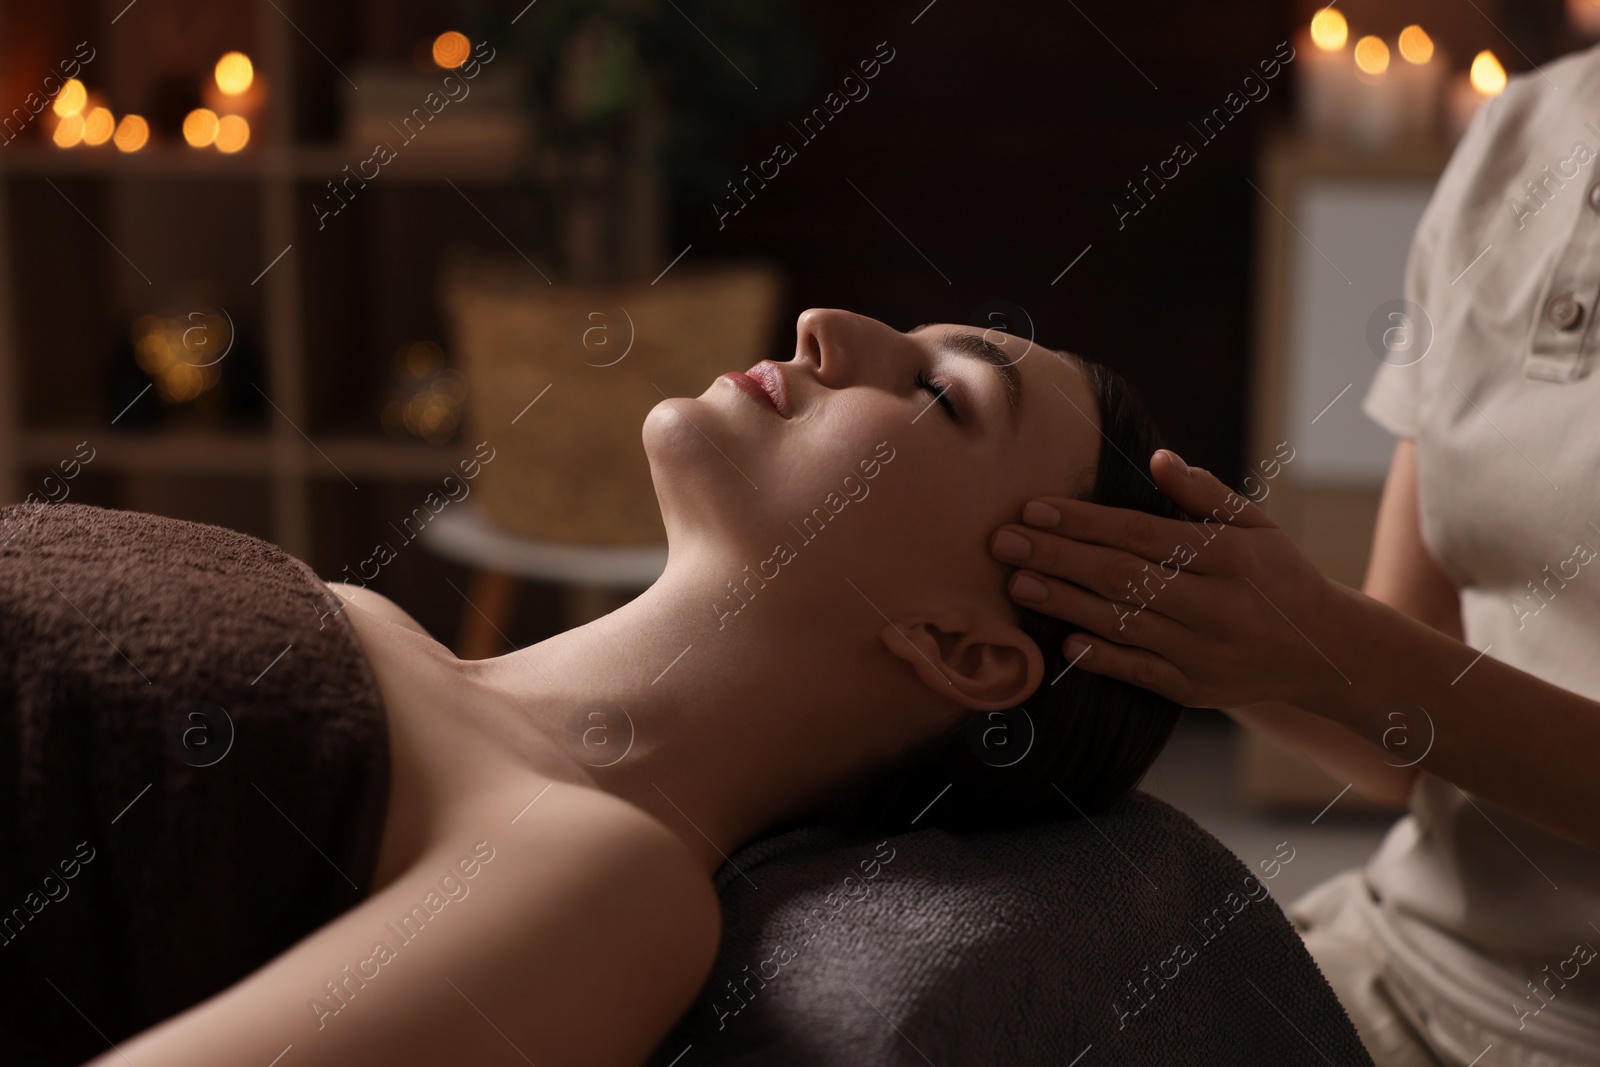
[915,368,958,422]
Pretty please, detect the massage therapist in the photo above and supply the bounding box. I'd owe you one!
[988,43,1600,1067]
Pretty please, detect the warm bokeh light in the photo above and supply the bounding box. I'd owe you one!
[82,107,115,146]
[183,108,220,148]
[52,79,87,118]
[1309,10,1348,52]
[398,340,444,378]
[1398,25,1434,65]
[215,52,254,95]
[382,341,465,445]
[52,113,85,148]
[114,114,149,153]
[1354,35,1391,76]
[133,313,224,403]
[1471,50,1507,96]
[215,114,250,153]
[432,31,470,69]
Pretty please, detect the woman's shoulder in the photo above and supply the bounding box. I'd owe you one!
[483,771,716,890]
[399,779,724,1061]
[323,581,434,638]
[454,770,723,924]
[489,773,722,928]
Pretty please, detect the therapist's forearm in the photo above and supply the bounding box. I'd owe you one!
[1303,581,1600,849]
[1223,702,1416,806]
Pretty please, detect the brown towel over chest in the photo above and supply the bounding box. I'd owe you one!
[0,502,390,1066]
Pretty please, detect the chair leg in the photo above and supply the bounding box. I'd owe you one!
[457,569,518,659]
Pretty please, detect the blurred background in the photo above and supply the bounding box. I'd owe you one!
[0,0,1590,898]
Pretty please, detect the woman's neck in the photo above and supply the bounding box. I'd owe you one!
[476,551,931,876]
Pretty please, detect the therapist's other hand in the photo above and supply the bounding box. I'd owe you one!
[989,449,1345,710]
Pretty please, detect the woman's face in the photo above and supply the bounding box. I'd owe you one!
[643,308,1102,709]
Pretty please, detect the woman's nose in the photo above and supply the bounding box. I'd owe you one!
[794,308,877,386]
[795,308,838,368]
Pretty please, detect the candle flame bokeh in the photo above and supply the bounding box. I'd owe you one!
[82,106,115,146]
[215,52,254,96]
[52,79,87,119]
[1354,35,1390,76]
[432,31,471,69]
[51,113,84,148]
[113,114,149,153]
[1398,25,1434,65]
[1310,10,1348,52]
[183,108,220,148]
[1471,50,1507,96]
[215,114,250,153]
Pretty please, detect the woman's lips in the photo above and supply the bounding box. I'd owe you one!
[720,372,780,415]
[745,360,790,417]
[723,362,790,418]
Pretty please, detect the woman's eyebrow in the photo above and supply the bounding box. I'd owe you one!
[936,331,1022,426]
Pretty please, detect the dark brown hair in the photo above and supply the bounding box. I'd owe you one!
[818,352,1185,836]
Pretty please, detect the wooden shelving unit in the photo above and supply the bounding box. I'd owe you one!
[1247,127,1451,589]
[0,2,520,561]
[1240,126,1451,813]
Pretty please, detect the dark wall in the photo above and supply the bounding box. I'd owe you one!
[672,0,1300,484]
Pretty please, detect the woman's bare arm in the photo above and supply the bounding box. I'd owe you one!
[81,784,719,1067]
[1224,438,1457,804]
[1361,440,1463,639]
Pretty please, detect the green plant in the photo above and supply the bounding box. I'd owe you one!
[507,0,816,281]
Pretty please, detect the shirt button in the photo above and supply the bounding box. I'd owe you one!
[1589,181,1600,212]
[1547,292,1583,330]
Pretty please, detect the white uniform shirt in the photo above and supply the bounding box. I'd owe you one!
[1361,41,1600,1066]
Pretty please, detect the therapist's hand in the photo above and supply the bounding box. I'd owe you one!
[989,449,1350,710]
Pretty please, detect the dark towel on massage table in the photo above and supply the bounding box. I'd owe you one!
[648,791,1375,1066]
[0,502,390,1066]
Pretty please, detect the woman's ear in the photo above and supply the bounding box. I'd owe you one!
[879,613,1044,711]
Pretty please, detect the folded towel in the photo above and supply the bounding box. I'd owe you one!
[0,502,390,1067]
[647,790,1375,1066]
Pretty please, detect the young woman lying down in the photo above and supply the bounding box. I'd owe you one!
[19,309,1195,1067]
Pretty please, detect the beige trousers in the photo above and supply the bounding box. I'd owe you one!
[1288,870,1448,1067]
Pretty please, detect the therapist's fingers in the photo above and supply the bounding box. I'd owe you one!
[1006,568,1191,652]
[993,527,1207,608]
[1059,632,1194,706]
[1011,496,1219,570]
[1017,451,1272,540]
[994,508,1239,583]
[1146,448,1275,530]
[1002,450,1274,575]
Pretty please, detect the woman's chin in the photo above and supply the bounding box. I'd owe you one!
[641,395,711,466]
[642,391,767,471]
[644,395,759,528]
